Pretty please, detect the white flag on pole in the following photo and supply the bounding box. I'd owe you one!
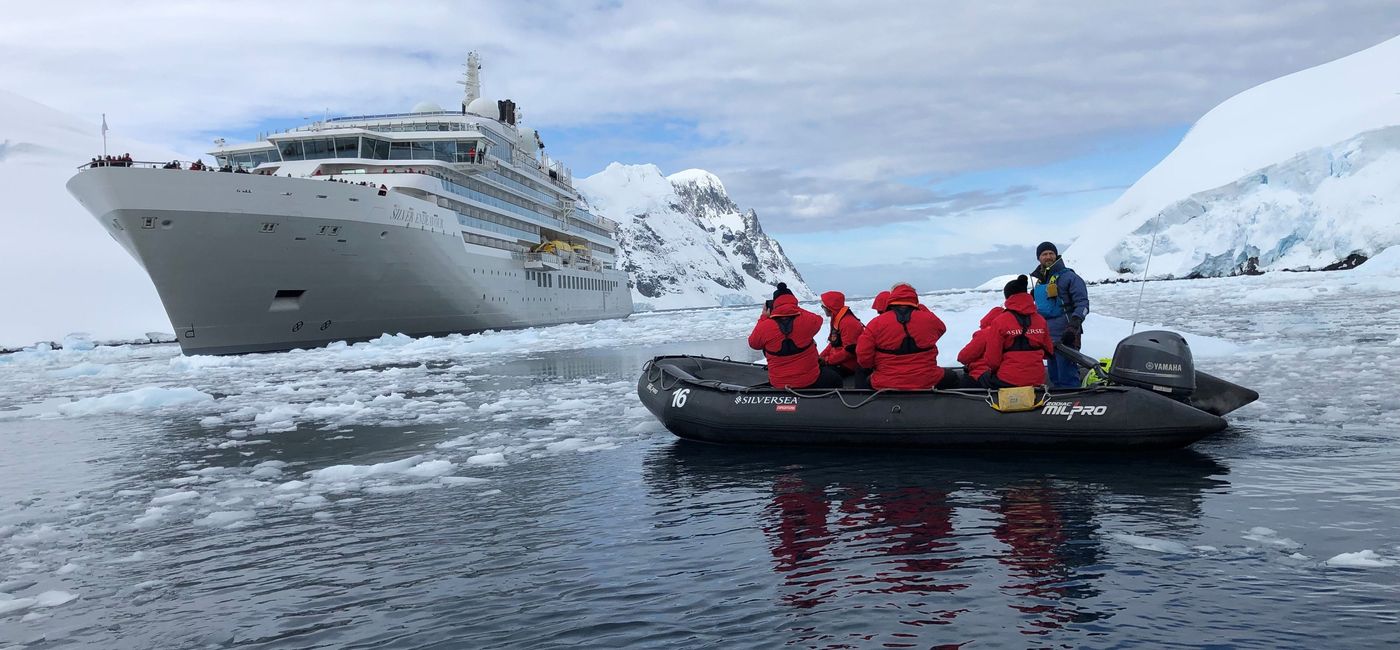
[101,113,108,136]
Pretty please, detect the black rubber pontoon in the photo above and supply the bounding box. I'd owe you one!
[638,351,1254,450]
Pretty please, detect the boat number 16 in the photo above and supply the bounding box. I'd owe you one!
[671,389,690,408]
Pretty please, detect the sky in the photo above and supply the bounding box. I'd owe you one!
[3,2,1400,315]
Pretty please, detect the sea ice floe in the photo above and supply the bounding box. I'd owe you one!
[1325,550,1397,568]
[1112,533,1193,554]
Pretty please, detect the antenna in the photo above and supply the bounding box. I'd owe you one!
[459,51,482,107]
[1130,211,1164,334]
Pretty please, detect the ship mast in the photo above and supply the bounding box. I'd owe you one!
[459,51,481,111]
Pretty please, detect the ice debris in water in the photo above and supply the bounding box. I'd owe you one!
[1242,526,1301,549]
[1325,550,1397,568]
[1112,533,1193,555]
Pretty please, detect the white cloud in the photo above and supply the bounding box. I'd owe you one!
[4,2,1400,235]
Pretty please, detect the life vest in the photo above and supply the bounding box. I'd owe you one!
[769,315,813,357]
[875,306,933,355]
[826,307,859,348]
[1033,263,1076,318]
[1006,311,1037,352]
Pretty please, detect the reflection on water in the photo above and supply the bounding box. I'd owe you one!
[646,442,1229,643]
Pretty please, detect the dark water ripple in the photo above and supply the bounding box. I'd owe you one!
[5,282,1400,647]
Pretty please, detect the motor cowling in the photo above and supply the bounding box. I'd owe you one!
[1105,330,1195,398]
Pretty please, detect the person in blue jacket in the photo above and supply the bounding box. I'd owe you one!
[1030,242,1090,388]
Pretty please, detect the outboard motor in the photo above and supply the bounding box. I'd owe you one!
[1105,330,1195,399]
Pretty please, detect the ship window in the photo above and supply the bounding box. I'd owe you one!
[456,140,480,163]
[303,138,334,160]
[269,289,304,312]
[335,137,359,158]
[279,140,304,161]
[411,141,435,160]
[361,138,389,159]
[389,142,412,160]
[434,141,456,162]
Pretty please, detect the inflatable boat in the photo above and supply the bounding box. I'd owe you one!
[638,330,1258,450]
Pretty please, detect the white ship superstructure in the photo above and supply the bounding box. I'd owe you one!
[67,53,632,354]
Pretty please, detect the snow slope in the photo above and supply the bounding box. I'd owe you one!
[1067,35,1400,281]
[0,90,180,347]
[578,163,812,310]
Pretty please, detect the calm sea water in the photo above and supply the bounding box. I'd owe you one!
[4,277,1400,648]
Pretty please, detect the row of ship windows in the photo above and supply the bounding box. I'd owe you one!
[275,138,492,164]
[525,270,616,292]
[463,264,617,293]
[463,232,529,253]
[439,178,611,247]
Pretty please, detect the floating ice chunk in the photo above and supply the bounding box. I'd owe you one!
[45,386,215,417]
[1325,550,1397,568]
[12,525,60,545]
[1242,526,1301,549]
[404,460,455,477]
[132,507,167,529]
[169,476,200,486]
[194,510,255,527]
[545,438,586,453]
[149,491,199,505]
[275,480,308,491]
[0,597,36,615]
[307,455,428,482]
[132,580,164,591]
[466,452,506,466]
[56,563,82,575]
[50,362,110,378]
[33,590,78,607]
[61,334,96,351]
[439,476,489,487]
[1112,533,1192,554]
[291,495,329,510]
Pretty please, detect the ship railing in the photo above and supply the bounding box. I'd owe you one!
[77,158,260,172]
[513,252,563,271]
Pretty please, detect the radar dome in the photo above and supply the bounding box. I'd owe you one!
[411,101,444,113]
[465,97,499,117]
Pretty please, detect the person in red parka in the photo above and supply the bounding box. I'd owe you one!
[749,284,844,389]
[958,275,1053,388]
[818,291,864,376]
[855,283,951,390]
[871,290,891,314]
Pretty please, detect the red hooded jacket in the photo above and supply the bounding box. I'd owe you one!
[871,291,891,313]
[958,293,1052,386]
[855,285,947,390]
[748,294,824,388]
[957,307,1004,381]
[818,291,864,373]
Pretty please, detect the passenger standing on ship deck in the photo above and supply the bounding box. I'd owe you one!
[1030,242,1090,388]
[855,283,953,390]
[748,284,843,389]
[818,291,864,376]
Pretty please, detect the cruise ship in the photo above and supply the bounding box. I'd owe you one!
[67,53,633,355]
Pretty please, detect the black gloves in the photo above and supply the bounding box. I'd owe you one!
[1061,316,1083,347]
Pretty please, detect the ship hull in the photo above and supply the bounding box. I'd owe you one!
[67,168,632,355]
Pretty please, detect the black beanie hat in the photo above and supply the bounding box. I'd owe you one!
[1036,241,1058,257]
[1004,274,1029,298]
[772,282,793,299]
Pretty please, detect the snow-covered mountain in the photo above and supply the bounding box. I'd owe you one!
[1067,36,1400,281]
[578,163,812,311]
